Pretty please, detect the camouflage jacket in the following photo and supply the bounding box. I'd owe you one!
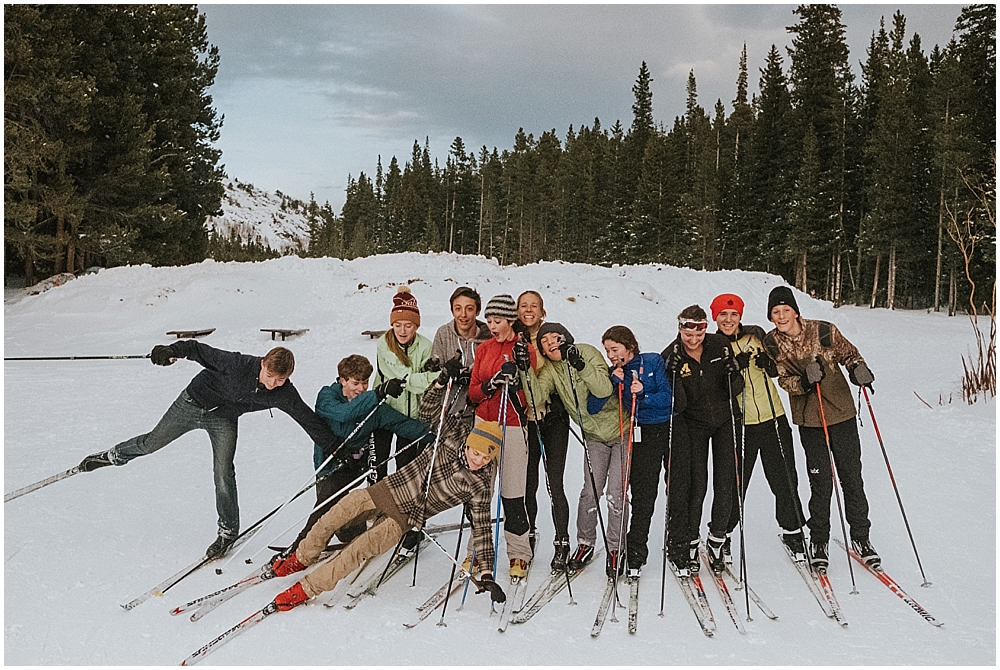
[763,318,864,428]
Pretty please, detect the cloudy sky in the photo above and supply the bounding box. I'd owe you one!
[199,4,964,211]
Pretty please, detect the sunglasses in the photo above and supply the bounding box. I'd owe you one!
[678,319,708,331]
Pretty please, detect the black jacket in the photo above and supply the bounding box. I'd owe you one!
[661,333,743,430]
[172,340,337,450]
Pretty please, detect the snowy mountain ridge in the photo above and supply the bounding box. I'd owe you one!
[205,178,311,253]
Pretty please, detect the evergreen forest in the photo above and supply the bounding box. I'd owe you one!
[5,5,995,314]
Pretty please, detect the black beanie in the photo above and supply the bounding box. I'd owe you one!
[536,322,574,359]
[767,286,800,321]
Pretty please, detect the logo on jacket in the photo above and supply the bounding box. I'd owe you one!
[679,363,692,378]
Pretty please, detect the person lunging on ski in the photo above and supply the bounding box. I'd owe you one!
[78,343,340,558]
[763,286,880,572]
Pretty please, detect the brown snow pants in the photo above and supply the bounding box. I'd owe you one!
[296,488,404,597]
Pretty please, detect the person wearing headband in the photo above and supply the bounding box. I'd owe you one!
[661,305,744,575]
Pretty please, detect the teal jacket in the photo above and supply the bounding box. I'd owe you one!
[313,381,431,476]
[526,343,620,443]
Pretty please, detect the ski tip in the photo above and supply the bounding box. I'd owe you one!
[169,607,183,616]
[153,591,164,597]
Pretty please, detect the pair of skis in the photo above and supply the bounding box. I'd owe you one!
[512,550,601,625]
[669,560,716,637]
[780,537,848,625]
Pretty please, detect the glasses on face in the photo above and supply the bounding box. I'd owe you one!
[678,319,708,332]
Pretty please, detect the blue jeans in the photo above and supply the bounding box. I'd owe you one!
[110,390,240,536]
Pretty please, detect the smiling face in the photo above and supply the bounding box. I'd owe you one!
[258,363,289,390]
[770,305,801,336]
[540,331,564,360]
[465,446,491,471]
[603,339,633,367]
[451,295,479,337]
[679,327,706,353]
[392,319,417,345]
[517,293,544,330]
[716,308,741,337]
[341,376,370,401]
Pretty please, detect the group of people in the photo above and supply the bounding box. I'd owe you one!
[78,282,881,612]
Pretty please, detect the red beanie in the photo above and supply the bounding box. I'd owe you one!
[390,286,420,327]
[710,293,744,321]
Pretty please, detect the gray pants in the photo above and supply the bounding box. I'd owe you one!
[576,437,629,553]
[110,390,240,536]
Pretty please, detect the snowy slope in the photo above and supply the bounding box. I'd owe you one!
[3,253,995,665]
[205,178,311,253]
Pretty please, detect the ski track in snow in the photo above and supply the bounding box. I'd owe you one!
[4,253,995,665]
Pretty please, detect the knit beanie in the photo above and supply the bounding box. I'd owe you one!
[483,294,517,321]
[767,286,800,321]
[535,322,574,359]
[710,293,745,321]
[390,286,420,327]
[466,421,503,462]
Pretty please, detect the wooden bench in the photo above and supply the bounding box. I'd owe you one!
[362,329,387,340]
[166,328,215,339]
[261,328,309,341]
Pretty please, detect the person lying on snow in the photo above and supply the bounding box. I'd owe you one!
[265,371,507,611]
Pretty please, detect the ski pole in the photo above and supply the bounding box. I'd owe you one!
[217,396,394,571]
[730,371,751,621]
[232,436,431,571]
[612,369,638,619]
[762,368,813,569]
[860,386,931,586]
[565,360,612,560]
[522,363,575,603]
[658,367,676,617]
[815,382,858,593]
[4,354,151,361]
[437,512,467,627]
[411,378,454,587]
[492,382,510,602]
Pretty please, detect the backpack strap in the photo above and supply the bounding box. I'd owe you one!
[818,321,832,349]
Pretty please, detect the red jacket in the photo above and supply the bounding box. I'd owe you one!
[468,337,534,426]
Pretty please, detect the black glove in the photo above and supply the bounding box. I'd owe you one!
[734,350,752,371]
[150,344,178,366]
[849,361,875,391]
[443,353,465,381]
[513,340,531,371]
[476,573,506,603]
[563,343,585,371]
[376,378,405,400]
[664,344,682,376]
[753,350,773,371]
[421,357,442,373]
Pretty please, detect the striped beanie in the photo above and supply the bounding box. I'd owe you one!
[390,286,420,327]
[466,421,503,461]
[484,294,517,321]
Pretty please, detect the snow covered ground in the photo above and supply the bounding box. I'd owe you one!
[4,253,995,665]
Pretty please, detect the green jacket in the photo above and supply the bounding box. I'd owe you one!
[375,332,437,419]
[526,343,620,443]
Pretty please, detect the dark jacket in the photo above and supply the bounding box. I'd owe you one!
[661,333,743,430]
[171,340,336,450]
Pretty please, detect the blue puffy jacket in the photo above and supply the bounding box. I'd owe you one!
[605,352,676,426]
